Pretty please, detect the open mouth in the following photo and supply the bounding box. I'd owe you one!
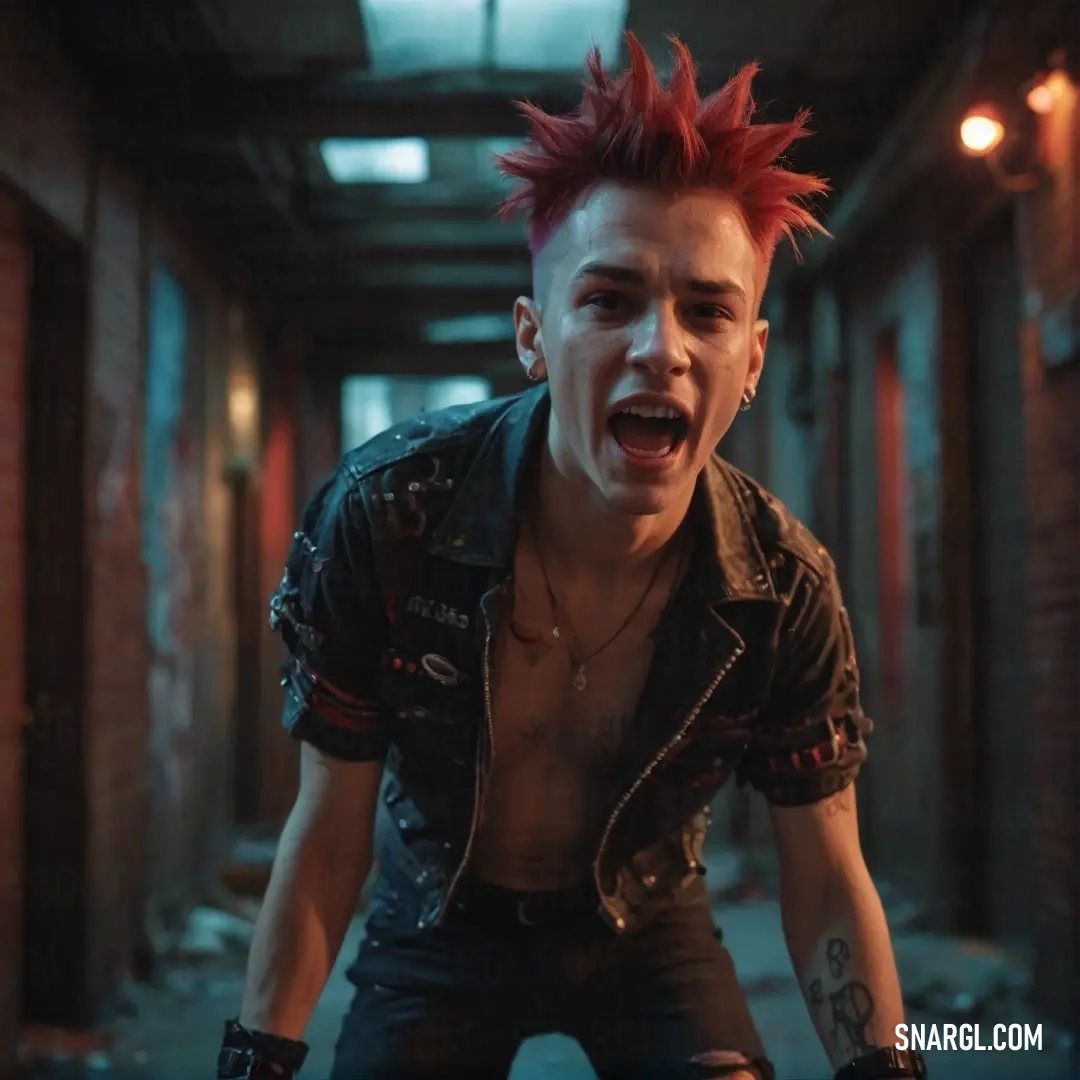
[608,403,690,459]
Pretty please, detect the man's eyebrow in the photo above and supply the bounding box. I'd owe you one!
[687,278,747,301]
[572,261,647,285]
[573,261,747,301]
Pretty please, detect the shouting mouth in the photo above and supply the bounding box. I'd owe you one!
[608,402,690,462]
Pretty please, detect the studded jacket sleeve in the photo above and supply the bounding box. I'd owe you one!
[738,557,872,806]
[269,466,392,762]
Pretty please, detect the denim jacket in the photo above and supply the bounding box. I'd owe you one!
[269,386,871,936]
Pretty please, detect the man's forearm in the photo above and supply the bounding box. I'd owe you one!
[240,824,372,1040]
[783,870,905,1070]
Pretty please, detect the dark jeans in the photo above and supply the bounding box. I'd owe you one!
[330,876,773,1080]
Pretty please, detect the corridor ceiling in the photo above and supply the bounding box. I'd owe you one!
[41,0,981,375]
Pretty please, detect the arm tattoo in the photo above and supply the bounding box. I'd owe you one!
[808,978,824,1005]
[828,981,877,1058]
[826,937,851,979]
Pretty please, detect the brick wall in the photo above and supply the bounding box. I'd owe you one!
[762,66,1080,1033]
[0,0,269,1046]
[82,157,153,999]
[0,191,28,1076]
[1016,71,1080,1032]
[1020,325,1080,1032]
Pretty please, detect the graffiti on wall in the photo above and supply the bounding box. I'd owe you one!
[142,264,202,922]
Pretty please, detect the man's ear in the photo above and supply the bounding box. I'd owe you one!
[747,318,768,391]
[514,297,547,382]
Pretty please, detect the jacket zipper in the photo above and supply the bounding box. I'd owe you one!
[437,585,499,924]
[592,638,746,929]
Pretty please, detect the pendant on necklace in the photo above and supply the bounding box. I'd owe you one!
[571,664,587,691]
[552,625,560,640]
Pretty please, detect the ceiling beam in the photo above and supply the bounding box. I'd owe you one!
[148,142,858,251]
[160,179,511,216]
[248,239,533,265]
[181,187,514,225]
[122,69,896,145]
[124,70,584,143]
[287,285,523,328]
[263,260,532,291]
[236,217,528,250]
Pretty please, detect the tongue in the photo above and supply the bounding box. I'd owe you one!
[609,413,679,455]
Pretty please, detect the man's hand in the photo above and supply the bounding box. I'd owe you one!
[770,783,907,1071]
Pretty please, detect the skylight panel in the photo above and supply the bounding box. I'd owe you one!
[320,138,430,184]
[358,0,486,75]
[492,0,628,71]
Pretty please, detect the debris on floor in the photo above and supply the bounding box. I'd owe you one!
[16,867,1077,1080]
[177,905,256,962]
[17,1025,115,1073]
[896,933,1032,1018]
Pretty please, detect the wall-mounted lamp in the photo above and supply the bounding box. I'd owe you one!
[1024,51,1072,115]
[228,368,260,471]
[958,48,1074,194]
[224,305,261,474]
[959,102,1007,156]
[958,101,1041,192]
[1025,77,1056,115]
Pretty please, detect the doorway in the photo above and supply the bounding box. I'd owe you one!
[21,223,90,1023]
[964,206,1032,953]
[875,326,908,728]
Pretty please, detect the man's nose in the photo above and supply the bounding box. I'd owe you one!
[625,305,690,376]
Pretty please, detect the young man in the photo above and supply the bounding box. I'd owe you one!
[218,34,925,1080]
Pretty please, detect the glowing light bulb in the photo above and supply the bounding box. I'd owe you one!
[1026,80,1055,115]
[959,105,1006,156]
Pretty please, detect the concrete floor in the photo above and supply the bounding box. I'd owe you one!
[18,892,1077,1080]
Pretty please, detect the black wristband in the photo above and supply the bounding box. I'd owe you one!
[834,1046,926,1080]
[217,1018,310,1080]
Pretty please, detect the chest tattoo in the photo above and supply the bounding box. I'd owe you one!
[504,712,631,778]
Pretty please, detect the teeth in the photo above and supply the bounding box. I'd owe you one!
[619,404,681,419]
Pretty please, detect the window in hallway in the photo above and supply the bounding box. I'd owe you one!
[340,375,493,453]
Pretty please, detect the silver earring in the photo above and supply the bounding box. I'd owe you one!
[526,367,541,382]
[739,387,756,412]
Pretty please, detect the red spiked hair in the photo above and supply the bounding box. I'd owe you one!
[496,33,829,277]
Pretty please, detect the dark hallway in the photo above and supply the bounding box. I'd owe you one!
[1,2,1078,1079]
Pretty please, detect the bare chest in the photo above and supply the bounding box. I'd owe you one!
[489,623,653,771]
[468,536,683,888]
[487,543,679,771]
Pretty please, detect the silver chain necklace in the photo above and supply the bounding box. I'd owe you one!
[532,532,672,691]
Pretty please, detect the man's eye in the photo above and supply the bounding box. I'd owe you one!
[688,303,733,321]
[585,292,624,311]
